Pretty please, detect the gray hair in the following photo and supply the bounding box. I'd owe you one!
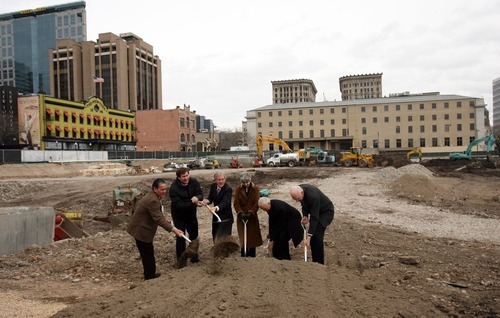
[214,170,225,180]
[258,196,270,207]
[240,172,252,182]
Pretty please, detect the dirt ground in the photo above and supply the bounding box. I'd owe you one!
[0,157,499,318]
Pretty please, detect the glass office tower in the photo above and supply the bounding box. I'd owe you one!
[0,2,86,94]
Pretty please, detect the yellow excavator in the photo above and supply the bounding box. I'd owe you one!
[406,147,423,162]
[254,134,292,167]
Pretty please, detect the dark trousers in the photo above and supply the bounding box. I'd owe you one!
[310,224,326,264]
[172,216,199,259]
[212,221,233,243]
[272,231,292,260]
[240,247,256,257]
[135,239,156,280]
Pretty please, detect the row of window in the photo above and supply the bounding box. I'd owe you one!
[274,86,311,92]
[360,136,475,149]
[46,110,133,129]
[258,101,473,117]
[260,123,476,140]
[258,115,475,128]
[46,127,133,141]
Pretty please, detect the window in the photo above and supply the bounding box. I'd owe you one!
[432,137,438,147]
[373,139,379,148]
[432,114,437,120]
[445,124,450,132]
[362,127,367,134]
[373,117,377,123]
[320,109,324,114]
[408,126,413,133]
[278,131,283,139]
[444,137,450,146]
[361,118,366,124]
[372,106,377,112]
[258,123,262,128]
[396,116,400,122]
[384,117,389,123]
[269,111,273,117]
[444,114,449,120]
[289,131,293,138]
[330,108,335,114]
[288,110,292,116]
[470,123,475,130]
[258,112,261,117]
[469,112,474,119]
[408,115,413,122]
[420,125,425,133]
[342,128,349,136]
[320,130,325,137]
[407,104,412,111]
[289,121,293,127]
[299,130,303,138]
[361,106,366,112]
[396,126,400,133]
[361,140,367,148]
[408,139,414,148]
[309,130,314,138]
[384,139,390,148]
[432,125,437,132]
[278,122,282,127]
[457,124,462,131]
[330,119,335,125]
[420,115,425,121]
[420,138,426,147]
[278,111,282,116]
[330,129,335,137]
[396,139,401,148]
[320,120,324,125]
[444,102,449,108]
[396,105,400,111]
[269,122,273,127]
[457,137,463,146]
[342,119,347,124]
[457,101,462,108]
[457,113,462,119]
[384,105,389,111]
[310,120,314,126]
[420,103,424,110]
[309,109,313,115]
[342,108,346,113]
[299,110,303,115]
[432,103,436,109]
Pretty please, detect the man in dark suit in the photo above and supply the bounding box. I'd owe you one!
[169,167,204,263]
[258,197,303,260]
[202,171,233,243]
[127,178,183,280]
[290,184,334,264]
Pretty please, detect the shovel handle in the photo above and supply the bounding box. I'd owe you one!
[182,234,192,243]
[203,204,222,222]
[303,225,308,262]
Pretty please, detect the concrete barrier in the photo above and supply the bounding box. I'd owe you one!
[0,207,55,256]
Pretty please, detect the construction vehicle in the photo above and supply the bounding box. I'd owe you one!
[266,152,299,167]
[297,148,336,166]
[449,133,495,160]
[254,134,293,167]
[340,147,374,167]
[406,147,423,162]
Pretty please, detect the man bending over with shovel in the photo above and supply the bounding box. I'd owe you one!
[127,178,184,280]
[169,167,204,264]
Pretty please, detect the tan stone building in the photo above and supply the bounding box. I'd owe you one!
[271,79,317,104]
[50,32,162,112]
[136,105,197,152]
[339,73,382,100]
[246,92,488,153]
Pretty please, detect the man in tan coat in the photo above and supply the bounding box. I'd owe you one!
[127,178,183,280]
[233,172,263,257]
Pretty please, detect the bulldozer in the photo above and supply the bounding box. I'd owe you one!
[340,147,374,167]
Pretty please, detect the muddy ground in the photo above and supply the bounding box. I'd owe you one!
[0,158,499,318]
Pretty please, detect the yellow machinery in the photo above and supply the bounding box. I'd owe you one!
[406,147,423,162]
[340,147,374,167]
[254,134,292,167]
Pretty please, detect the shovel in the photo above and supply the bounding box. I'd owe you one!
[242,218,248,256]
[203,204,222,223]
[303,225,308,262]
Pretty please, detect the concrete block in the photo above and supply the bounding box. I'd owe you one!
[0,207,55,256]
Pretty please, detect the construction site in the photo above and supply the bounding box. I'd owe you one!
[0,153,499,317]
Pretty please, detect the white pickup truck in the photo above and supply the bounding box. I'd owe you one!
[266,152,299,167]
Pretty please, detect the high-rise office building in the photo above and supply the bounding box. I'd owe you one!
[51,32,162,111]
[339,73,382,100]
[493,77,500,136]
[271,79,317,104]
[0,2,87,94]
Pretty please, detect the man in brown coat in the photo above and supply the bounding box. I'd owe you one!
[233,172,263,257]
[127,178,183,280]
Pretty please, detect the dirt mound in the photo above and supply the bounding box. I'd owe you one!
[372,154,409,168]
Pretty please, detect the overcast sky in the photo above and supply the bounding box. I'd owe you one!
[3,0,500,130]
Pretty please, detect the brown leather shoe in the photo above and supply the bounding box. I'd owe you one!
[154,273,161,278]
